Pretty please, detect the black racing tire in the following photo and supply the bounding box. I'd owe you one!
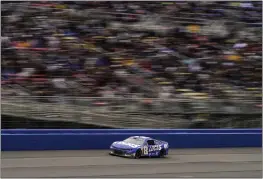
[159,149,165,158]
[134,149,142,159]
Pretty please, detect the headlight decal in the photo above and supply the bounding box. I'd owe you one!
[164,144,168,149]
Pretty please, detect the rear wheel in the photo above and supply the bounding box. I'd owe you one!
[134,149,142,159]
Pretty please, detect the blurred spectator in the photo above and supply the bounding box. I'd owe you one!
[1,1,262,104]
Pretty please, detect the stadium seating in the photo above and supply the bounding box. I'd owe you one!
[1,2,262,126]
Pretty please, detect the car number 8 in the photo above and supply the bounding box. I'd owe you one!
[143,146,148,155]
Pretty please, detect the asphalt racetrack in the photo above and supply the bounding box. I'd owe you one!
[2,148,262,178]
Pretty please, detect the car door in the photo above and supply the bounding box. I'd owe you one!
[146,139,161,156]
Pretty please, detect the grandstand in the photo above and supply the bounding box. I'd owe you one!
[1,2,262,129]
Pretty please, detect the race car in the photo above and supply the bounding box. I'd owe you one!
[109,136,169,159]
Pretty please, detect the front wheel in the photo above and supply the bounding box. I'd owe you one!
[159,149,165,158]
[134,149,142,159]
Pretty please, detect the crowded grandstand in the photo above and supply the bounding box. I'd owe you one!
[1,1,262,129]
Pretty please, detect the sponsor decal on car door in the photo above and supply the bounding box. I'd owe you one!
[142,144,161,156]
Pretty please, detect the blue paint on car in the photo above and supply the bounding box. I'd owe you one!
[109,136,169,159]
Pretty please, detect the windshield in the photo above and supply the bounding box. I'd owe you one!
[123,138,144,145]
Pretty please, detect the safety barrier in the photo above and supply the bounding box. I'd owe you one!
[1,129,262,151]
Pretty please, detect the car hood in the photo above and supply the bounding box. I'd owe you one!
[112,141,141,149]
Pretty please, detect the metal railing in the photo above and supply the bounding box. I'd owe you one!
[2,96,261,128]
[2,96,261,113]
[1,98,187,128]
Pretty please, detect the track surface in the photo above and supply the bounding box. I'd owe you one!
[2,148,262,178]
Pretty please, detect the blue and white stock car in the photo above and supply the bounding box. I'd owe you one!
[109,136,169,159]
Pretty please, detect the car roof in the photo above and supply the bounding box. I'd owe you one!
[131,136,152,140]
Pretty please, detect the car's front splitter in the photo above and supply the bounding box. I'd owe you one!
[109,150,135,158]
